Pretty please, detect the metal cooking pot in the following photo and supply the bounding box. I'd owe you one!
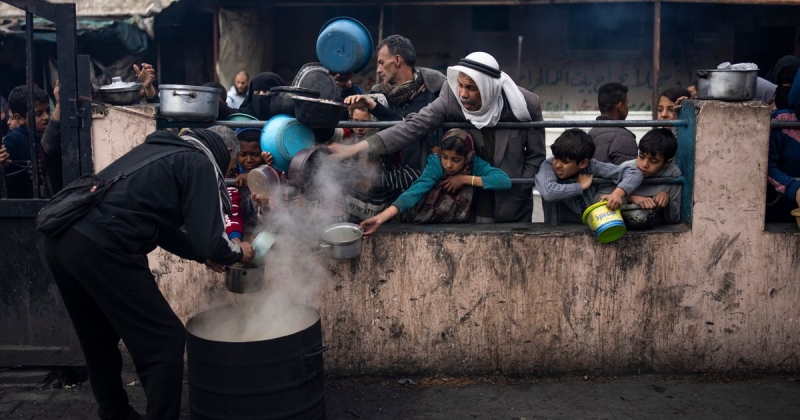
[319,223,363,260]
[159,84,220,120]
[224,263,264,294]
[97,77,142,105]
[696,69,758,101]
[620,204,659,230]
[268,86,320,117]
[288,146,332,200]
[294,96,348,128]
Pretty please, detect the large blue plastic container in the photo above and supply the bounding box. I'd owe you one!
[316,17,373,75]
[260,115,315,172]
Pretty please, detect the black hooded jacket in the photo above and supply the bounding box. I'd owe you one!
[72,131,242,265]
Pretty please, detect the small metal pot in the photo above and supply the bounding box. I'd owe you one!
[696,69,758,101]
[319,223,363,260]
[294,96,348,128]
[159,84,220,120]
[224,263,264,294]
[269,86,320,117]
[97,77,142,105]
[288,146,332,200]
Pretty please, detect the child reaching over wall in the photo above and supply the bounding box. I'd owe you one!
[620,128,682,223]
[359,129,511,235]
[535,128,643,223]
[225,127,273,242]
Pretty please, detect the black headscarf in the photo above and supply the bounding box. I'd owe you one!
[766,55,800,111]
[238,72,286,120]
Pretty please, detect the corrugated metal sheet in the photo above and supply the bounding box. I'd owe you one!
[0,0,180,18]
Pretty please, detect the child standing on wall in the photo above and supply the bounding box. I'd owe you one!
[359,129,511,235]
[620,128,682,223]
[535,129,643,223]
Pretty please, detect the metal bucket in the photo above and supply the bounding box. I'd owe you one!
[696,69,758,101]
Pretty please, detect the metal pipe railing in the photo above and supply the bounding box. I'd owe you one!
[198,119,688,130]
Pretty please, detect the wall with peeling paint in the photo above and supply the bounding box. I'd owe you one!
[92,100,800,375]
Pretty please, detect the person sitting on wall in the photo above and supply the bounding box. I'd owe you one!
[227,70,250,109]
[535,129,643,224]
[2,84,51,198]
[338,102,420,224]
[359,128,512,235]
[329,51,547,224]
[764,55,800,223]
[588,82,637,165]
[598,128,682,224]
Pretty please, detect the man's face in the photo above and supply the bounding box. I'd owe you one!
[457,73,481,112]
[551,157,588,180]
[15,101,50,133]
[351,108,374,138]
[377,46,400,85]
[235,74,249,95]
[636,151,670,178]
[238,141,264,171]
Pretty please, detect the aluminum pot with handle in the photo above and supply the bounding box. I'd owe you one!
[159,84,220,120]
[97,77,142,105]
[696,69,758,101]
[225,263,264,294]
[319,223,363,260]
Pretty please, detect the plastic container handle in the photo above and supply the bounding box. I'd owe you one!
[172,90,198,98]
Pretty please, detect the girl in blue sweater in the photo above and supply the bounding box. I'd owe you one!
[360,129,512,235]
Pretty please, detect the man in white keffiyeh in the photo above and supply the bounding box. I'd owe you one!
[329,52,546,223]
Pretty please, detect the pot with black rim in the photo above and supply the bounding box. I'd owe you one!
[97,77,142,105]
[294,96,348,128]
[269,86,321,117]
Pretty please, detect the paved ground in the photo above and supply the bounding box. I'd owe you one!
[1,369,799,419]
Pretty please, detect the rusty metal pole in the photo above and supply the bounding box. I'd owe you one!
[652,0,661,120]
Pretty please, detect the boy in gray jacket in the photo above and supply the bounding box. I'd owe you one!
[618,128,682,223]
[535,129,643,223]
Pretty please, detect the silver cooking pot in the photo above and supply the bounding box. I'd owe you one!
[97,77,142,105]
[319,223,363,260]
[159,84,220,120]
[224,263,264,294]
[696,69,758,101]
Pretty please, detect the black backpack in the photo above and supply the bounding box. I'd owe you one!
[35,148,183,237]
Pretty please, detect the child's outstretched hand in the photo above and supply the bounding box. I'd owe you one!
[628,195,657,209]
[652,191,670,209]
[577,173,593,190]
[360,215,384,237]
[261,152,274,167]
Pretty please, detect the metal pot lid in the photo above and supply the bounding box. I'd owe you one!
[292,63,340,101]
[159,84,225,94]
[270,86,320,96]
[293,96,348,108]
[98,76,142,93]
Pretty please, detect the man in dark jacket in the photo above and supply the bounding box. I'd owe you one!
[368,34,446,170]
[43,128,254,420]
[588,82,637,165]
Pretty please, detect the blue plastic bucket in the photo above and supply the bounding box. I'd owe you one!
[259,115,315,172]
[316,17,374,74]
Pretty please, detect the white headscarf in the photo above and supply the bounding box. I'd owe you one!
[447,52,531,129]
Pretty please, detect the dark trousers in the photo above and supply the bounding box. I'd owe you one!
[43,228,185,420]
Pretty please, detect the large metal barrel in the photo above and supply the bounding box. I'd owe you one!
[186,304,327,420]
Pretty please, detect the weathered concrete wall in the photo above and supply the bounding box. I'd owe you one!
[92,100,800,376]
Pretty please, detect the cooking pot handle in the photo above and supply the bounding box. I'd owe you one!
[172,90,198,98]
[302,346,329,359]
[319,242,331,250]
[696,70,709,78]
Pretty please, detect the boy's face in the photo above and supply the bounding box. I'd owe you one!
[351,108,374,138]
[14,101,50,133]
[440,149,467,176]
[636,151,671,177]
[552,157,589,180]
[238,141,264,172]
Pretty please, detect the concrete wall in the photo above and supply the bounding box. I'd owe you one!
[91,100,800,376]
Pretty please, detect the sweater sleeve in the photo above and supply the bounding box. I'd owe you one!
[591,159,643,196]
[472,156,511,190]
[179,155,243,265]
[371,102,402,121]
[767,126,800,202]
[534,158,584,202]
[368,88,450,156]
[662,165,683,224]
[391,154,444,213]
[156,227,203,262]
[225,186,244,241]
[41,118,61,157]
